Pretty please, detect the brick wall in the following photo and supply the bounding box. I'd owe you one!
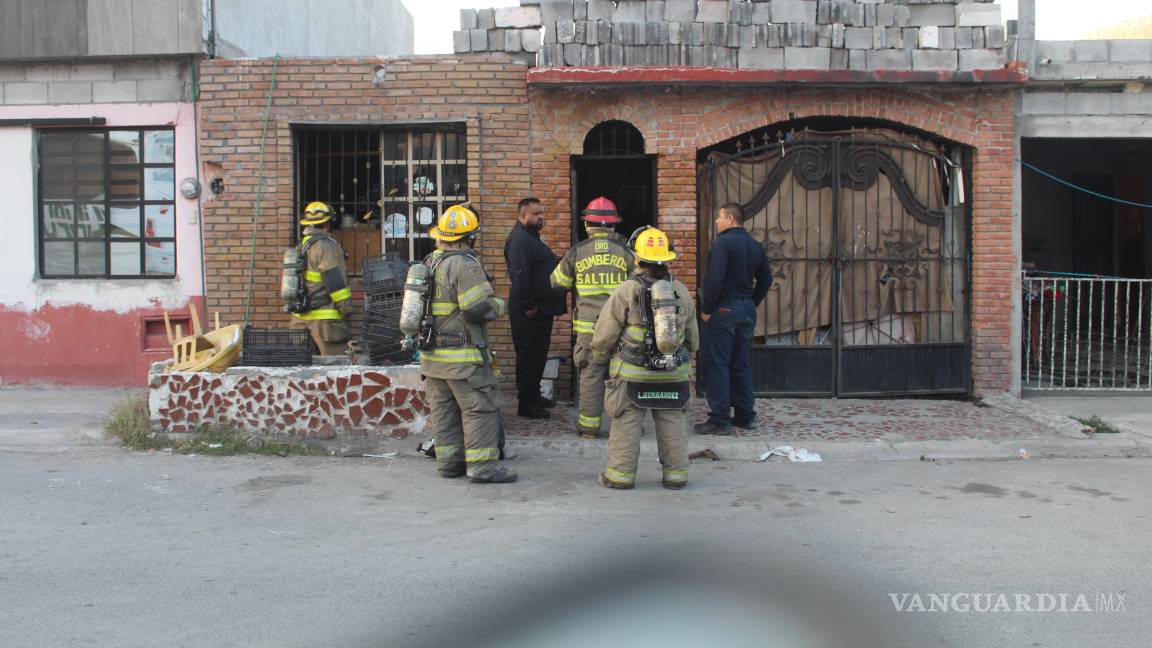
[196,54,531,376]
[530,83,1016,395]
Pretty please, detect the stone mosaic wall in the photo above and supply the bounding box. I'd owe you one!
[455,0,1008,71]
[148,365,429,440]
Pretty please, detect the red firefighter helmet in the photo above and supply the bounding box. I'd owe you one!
[581,196,621,225]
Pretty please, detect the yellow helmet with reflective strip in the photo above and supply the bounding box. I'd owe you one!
[301,201,333,225]
[429,204,481,242]
[628,226,677,264]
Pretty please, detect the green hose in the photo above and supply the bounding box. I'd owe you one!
[243,55,280,327]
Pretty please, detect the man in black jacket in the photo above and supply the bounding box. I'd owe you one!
[504,197,566,419]
[695,203,772,435]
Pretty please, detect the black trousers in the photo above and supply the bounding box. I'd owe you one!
[509,311,553,408]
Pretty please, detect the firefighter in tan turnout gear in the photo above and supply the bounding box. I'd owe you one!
[550,197,634,438]
[411,204,516,483]
[591,226,699,490]
[289,201,353,356]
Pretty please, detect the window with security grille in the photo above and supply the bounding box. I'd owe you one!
[38,129,177,278]
[294,126,467,271]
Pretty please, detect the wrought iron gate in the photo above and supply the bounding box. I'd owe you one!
[700,129,971,397]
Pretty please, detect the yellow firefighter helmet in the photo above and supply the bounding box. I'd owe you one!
[429,204,481,242]
[300,201,334,226]
[628,226,678,264]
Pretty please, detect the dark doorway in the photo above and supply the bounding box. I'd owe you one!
[571,121,656,243]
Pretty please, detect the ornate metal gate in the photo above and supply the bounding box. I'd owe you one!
[699,128,971,397]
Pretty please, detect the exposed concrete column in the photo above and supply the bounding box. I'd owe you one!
[1016,0,1036,70]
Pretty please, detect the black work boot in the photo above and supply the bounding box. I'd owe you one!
[470,466,518,484]
[693,421,732,436]
[439,463,465,479]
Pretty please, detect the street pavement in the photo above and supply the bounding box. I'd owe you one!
[0,447,1148,648]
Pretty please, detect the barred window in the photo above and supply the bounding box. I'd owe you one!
[294,126,467,271]
[38,129,177,279]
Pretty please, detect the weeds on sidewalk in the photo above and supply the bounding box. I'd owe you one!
[104,393,324,456]
[1073,415,1123,435]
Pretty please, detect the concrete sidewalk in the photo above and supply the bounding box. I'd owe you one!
[3,385,1151,462]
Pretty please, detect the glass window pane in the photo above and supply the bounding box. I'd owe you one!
[144,241,176,276]
[442,131,464,160]
[412,165,436,198]
[43,241,75,275]
[144,204,174,238]
[109,131,140,165]
[41,202,74,238]
[110,204,140,237]
[76,203,106,238]
[382,132,406,161]
[442,164,467,199]
[144,131,174,163]
[110,242,140,275]
[413,132,435,160]
[109,167,140,200]
[41,168,74,200]
[144,167,174,201]
[77,241,106,275]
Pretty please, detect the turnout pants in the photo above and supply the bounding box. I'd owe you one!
[602,380,689,488]
[574,339,608,436]
[426,366,503,479]
[289,317,350,357]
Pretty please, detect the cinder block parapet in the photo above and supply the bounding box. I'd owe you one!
[496,6,543,28]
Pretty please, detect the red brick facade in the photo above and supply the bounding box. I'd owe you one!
[198,54,1016,395]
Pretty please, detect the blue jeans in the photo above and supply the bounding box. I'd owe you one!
[700,302,757,427]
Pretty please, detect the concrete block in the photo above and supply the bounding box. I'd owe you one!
[847,2,866,26]
[688,45,707,66]
[136,78,186,102]
[48,81,92,104]
[954,26,974,49]
[972,28,984,49]
[728,22,742,47]
[664,0,696,22]
[471,29,489,51]
[784,24,805,47]
[731,0,753,26]
[1035,40,1074,62]
[523,28,543,51]
[68,64,115,82]
[784,46,831,69]
[762,24,782,48]
[863,3,877,27]
[612,0,645,22]
[556,21,576,43]
[909,4,955,27]
[883,26,902,48]
[690,22,706,46]
[541,0,574,23]
[866,49,912,70]
[697,0,728,23]
[505,29,525,52]
[843,26,874,50]
[984,25,1005,49]
[3,82,47,104]
[829,0,853,24]
[1111,91,1152,115]
[490,29,507,51]
[739,25,756,48]
[1073,40,1108,62]
[599,20,612,44]
[832,23,844,48]
[1110,40,1152,63]
[478,9,496,30]
[918,26,938,49]
[831,48,849,69]
[0,65,25,82]
[849,49,866,70]
[892,5,910,27]
[460,8,478,30]
[647,1,666,24]
[1020,92,1066,115]
[669,21,683,44]
[912,49,957,71]
[1065,93,1112,115]
[817,24,832,48]
[956,3,1000,27]
[958,49,1005,71]
[575,20,588,43]
[772,1,818,24]
[817,0,831,24]
[564,42,583,65]
[938,27,955,50]
[574,0,588,20]
[24,64,72,82]
[584,20,599,44]
[875,4,893,26]
[588,0,614,20]
[496,6,542,28]
[453,30,471,53]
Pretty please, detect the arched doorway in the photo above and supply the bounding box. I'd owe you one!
[571,120,655,242]
[698,118,972,397]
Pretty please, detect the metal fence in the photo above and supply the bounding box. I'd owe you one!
[1023,272,1152,390]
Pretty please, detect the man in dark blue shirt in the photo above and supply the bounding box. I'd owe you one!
[695,203,772,435]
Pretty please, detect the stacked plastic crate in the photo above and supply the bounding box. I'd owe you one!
[361,254,415,365]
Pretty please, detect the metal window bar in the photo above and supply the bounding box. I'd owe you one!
[1023,272,1152,390]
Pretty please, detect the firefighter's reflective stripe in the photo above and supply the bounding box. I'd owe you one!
[329,287,352,303]
[603,466,635,485]
[551,266,574,288]
[457,283,490,309]
[573,319,596,334]
[663,468,688,484]
[436,443,462,461]
[421,347,485,363]
[431,302,456,316]
[305,270,323,282]
[575,285,615,296]
[465,447,500,462]
[609,357,692,382]
[577,414,601,429]
[623,325,646,343]
[293,308,343,321]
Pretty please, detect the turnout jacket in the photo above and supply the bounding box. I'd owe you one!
[419,250,507,380]
[591,271,700,383]
[294,226,351,321]
[550,230,634,341]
